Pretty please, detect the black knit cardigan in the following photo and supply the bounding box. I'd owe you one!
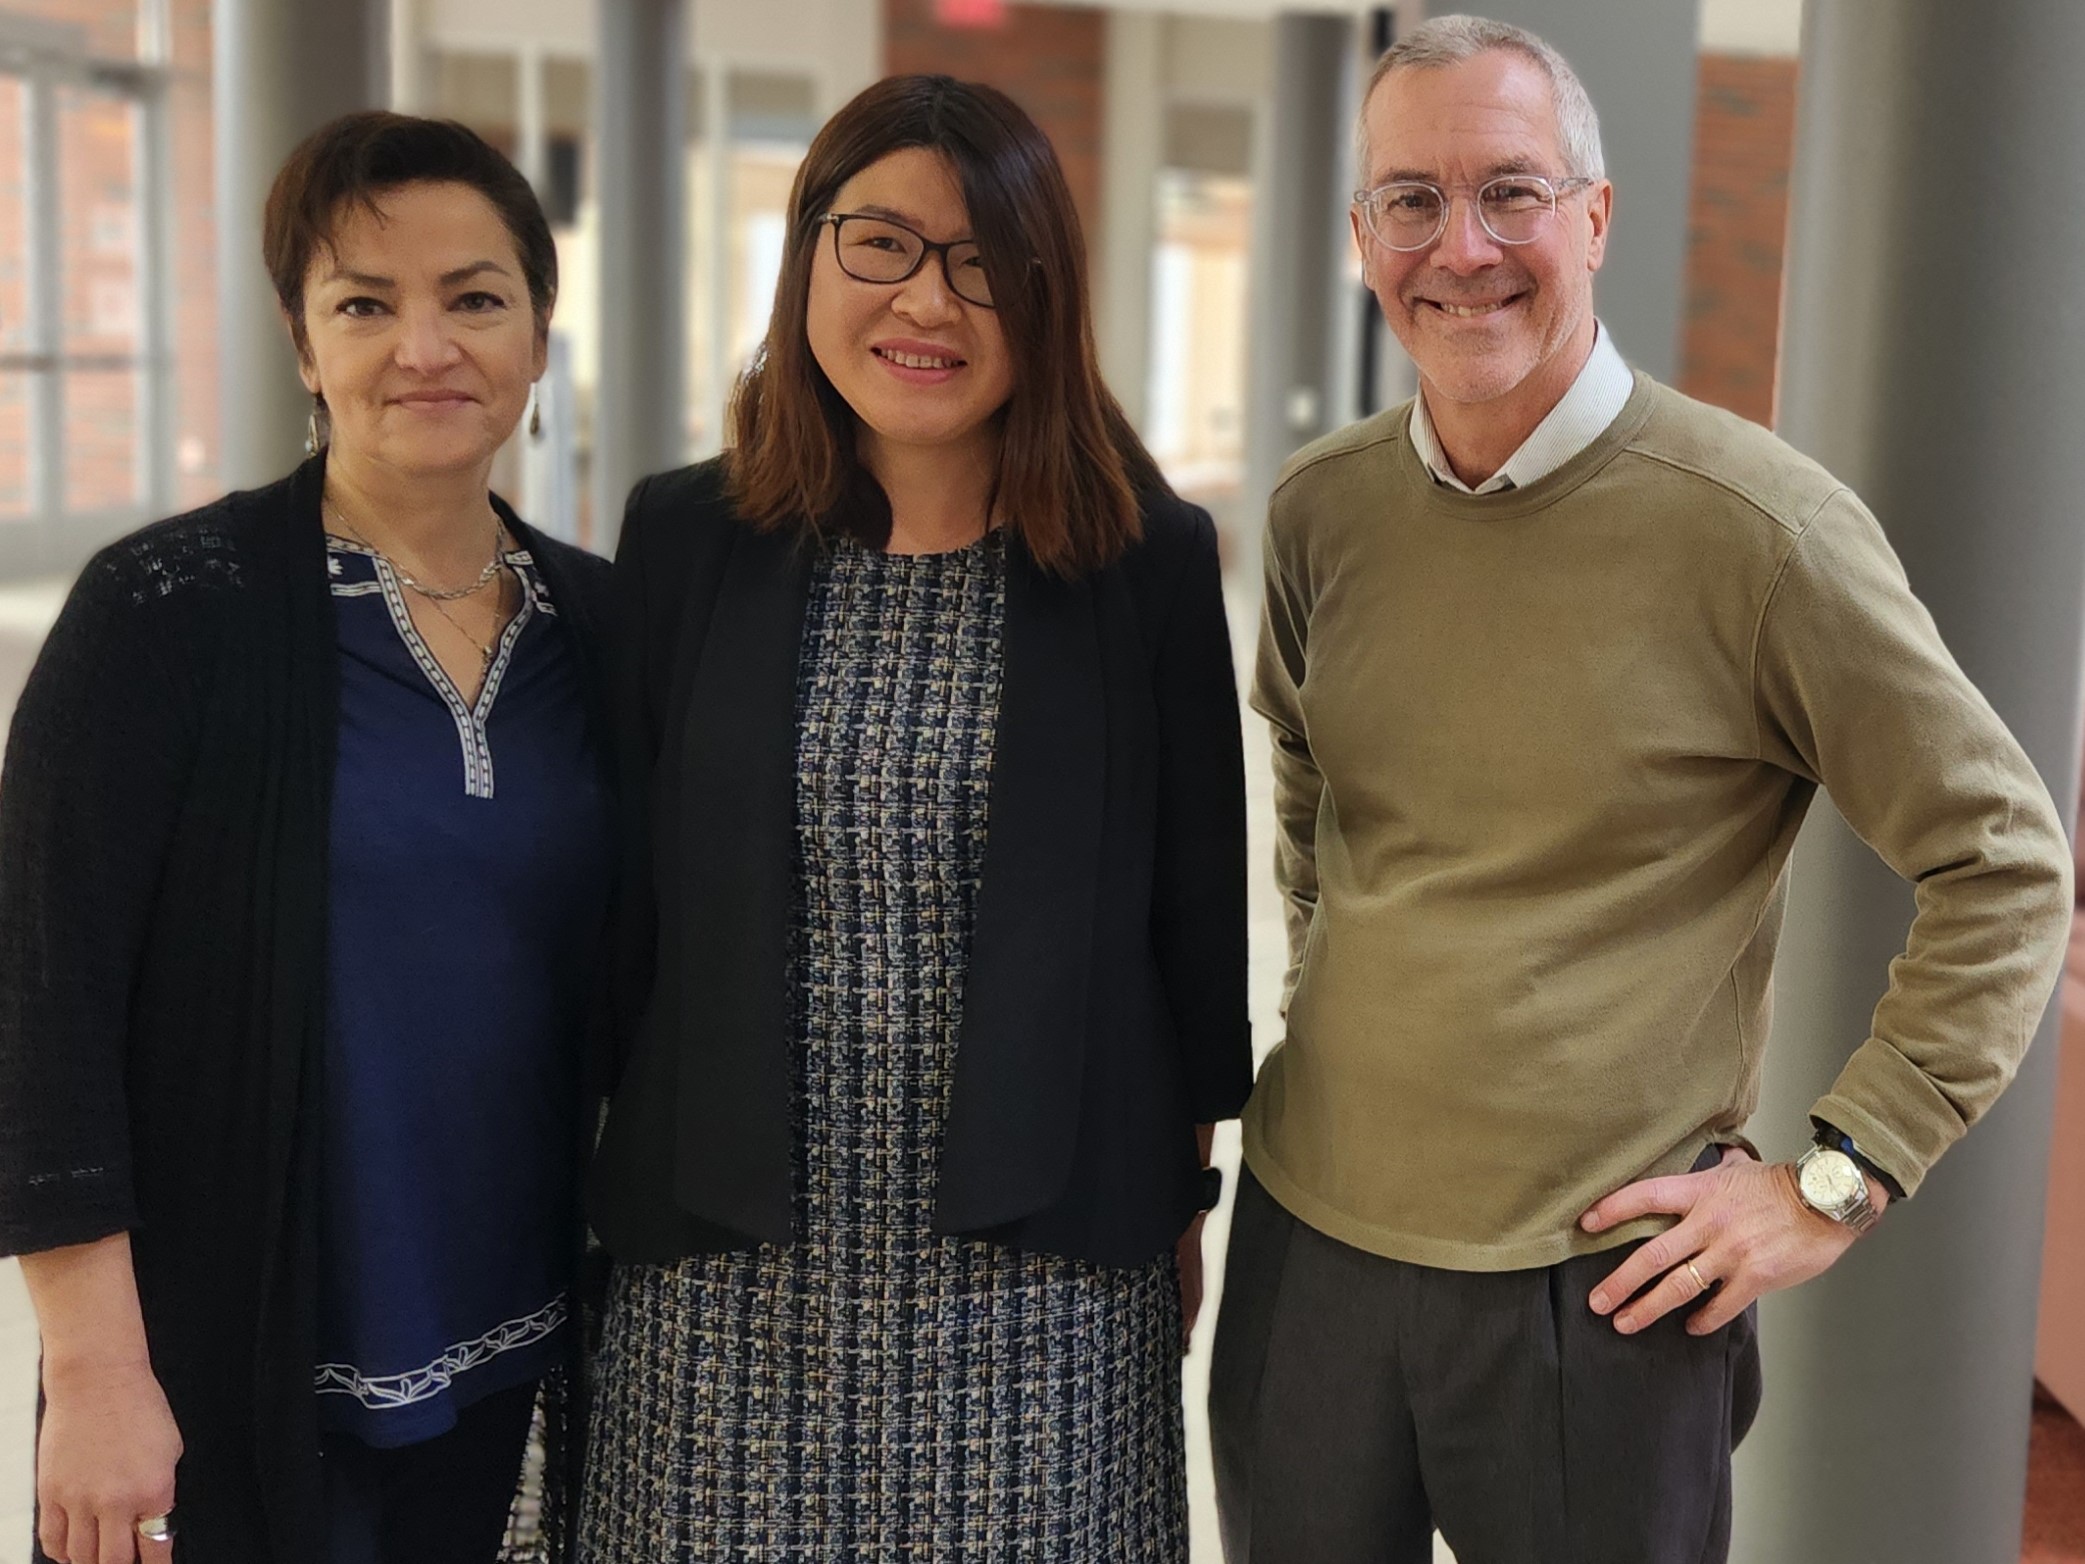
[0,455,614,1563]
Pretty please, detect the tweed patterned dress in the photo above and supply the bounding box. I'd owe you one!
[579,533,1188,1562]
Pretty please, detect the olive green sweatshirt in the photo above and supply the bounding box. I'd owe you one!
[1244,373,2075,1271]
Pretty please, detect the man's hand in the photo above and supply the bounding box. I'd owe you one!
[1579,1146,1888,1336]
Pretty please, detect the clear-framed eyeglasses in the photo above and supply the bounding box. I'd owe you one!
[820,212,996,308]
[1352,173,1597,252]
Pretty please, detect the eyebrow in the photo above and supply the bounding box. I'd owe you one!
[1373,157,1550,185]
[847,203,975,240]
[323,260,516,289]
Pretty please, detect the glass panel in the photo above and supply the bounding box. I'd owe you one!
[64,367,139,512]
[166,36,218,510]
[58,81,141,515]
[0,75,27,360]
[1146,169,1252,502]
[58,83,139,360]
[728,146,800,371]
[0,74,31,522]
[685,71,813,455]
[726,73,816,386]
[7,0,140,62]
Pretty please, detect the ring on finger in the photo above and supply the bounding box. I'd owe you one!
[135,1513,175,1543]
[1684,1259,1710,1296]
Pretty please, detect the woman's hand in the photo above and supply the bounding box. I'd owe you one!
[1177,1211,1208,1349]
[37,1353,180,1564]
[18,1236,178,1564]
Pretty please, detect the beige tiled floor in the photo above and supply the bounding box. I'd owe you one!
[0,567,1453,1562]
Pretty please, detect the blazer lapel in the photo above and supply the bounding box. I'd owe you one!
[935,538,1105,1232]
[669,522,809,1242]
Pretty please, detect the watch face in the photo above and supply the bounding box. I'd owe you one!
[1800,1148,1865,1211]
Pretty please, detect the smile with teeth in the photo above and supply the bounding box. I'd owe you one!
[1427,297,1519,318]
[875,347,964,369]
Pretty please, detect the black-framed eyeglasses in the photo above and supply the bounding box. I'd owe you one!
[820,212,996,308]
[1352,173,1596,252]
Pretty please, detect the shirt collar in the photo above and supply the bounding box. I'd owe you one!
[1409,321,1634,494]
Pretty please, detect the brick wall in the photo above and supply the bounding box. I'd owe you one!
[882,0,1105,253]
[1678,53,1799,430]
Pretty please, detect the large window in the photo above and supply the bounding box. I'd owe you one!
[0,9,175,571]
[686,68,818,457]
[1145,104,1255,506]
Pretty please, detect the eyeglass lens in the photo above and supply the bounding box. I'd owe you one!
[1365,177,1562,250]
[832,216,994,307]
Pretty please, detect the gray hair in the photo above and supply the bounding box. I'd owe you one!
[1356,14,1606,184]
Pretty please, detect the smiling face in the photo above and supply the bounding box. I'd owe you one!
[297,180,545,479]
[805,147,1015,472]
[1354,50,1610,421]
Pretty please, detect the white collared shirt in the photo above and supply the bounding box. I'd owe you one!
[1408,321,1635,494]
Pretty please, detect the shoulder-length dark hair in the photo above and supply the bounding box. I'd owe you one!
[728,74,1165,578]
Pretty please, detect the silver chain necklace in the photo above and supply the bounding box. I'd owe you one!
[422,576,505,676]
[326,502,505,601]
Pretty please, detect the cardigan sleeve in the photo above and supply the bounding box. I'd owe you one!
[1147,506,1254,1124]
[0,548,199,1255]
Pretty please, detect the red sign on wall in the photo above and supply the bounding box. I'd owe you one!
[934,0,1008,26]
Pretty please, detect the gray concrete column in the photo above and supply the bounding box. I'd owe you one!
[1735,4,2085,1561]
[1440,0,1697,381]
[388,0,426,114]
[592,0,688,553]
[1241,13,1356,520]
[212,0,388,489]
[1097,9,1164,430]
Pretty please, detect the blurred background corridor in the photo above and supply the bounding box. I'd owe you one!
[2,0,2084,1559]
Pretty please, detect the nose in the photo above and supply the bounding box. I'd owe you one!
[890,252,962,326]
[393,301,463,373]
[1430,192,1505,274]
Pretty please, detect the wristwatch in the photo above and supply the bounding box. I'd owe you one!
[1811,1119,1906,1201]
[1793,1139,1880,1234]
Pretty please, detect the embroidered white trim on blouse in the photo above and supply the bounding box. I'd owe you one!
[326,538,536,800]
[313,1293,567,1410]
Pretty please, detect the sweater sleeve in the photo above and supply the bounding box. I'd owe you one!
[1753,489,2075,1195]
[1249,501,1324,1015]
[0,549,199,1254]
[1147,506,1253,1123]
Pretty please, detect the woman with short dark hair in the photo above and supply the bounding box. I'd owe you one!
[0,112,611,1564]
[580,74,1252,1560]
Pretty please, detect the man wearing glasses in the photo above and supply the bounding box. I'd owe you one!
[1210,14,2073,1564]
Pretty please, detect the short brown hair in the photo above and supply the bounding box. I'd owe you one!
[262,111,557,360]
[728,75,1163,578]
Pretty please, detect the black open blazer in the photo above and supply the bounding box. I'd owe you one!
[589,459,1252,1267]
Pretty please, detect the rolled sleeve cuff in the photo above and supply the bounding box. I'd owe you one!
[1810,1037,1972,1198]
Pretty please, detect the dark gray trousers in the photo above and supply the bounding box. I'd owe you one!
[1209,1165,1762,1564]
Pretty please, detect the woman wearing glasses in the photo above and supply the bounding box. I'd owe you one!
[580,74,1251,1561]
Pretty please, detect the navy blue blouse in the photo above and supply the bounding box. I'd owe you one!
[315,536,609,1448]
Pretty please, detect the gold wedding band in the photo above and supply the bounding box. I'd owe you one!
[135,1513,174,1543]
[1685,1260,1710,1295]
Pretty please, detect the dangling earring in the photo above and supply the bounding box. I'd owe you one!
[304,394,328,458]
[527,384,543,442]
